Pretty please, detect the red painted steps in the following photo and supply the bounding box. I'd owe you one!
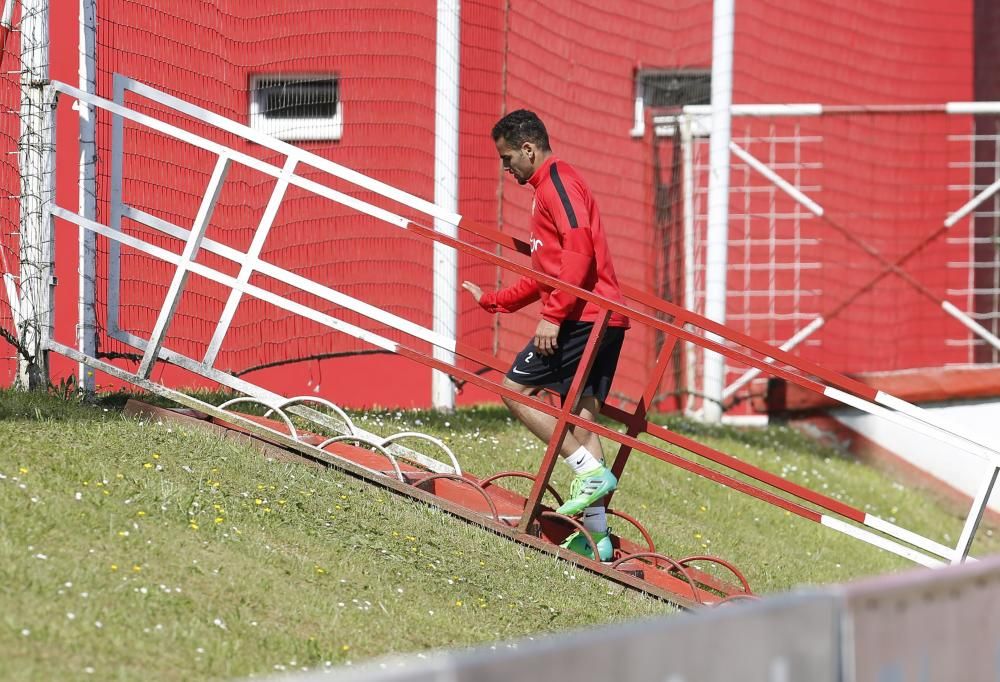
[125,399,754,608]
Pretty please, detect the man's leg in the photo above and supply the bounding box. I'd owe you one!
[501,376,590,459]
[571,395,605,463]
[503,378,614,559]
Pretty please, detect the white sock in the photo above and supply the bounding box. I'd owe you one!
[582,506,608,534]
[564,446,602,475]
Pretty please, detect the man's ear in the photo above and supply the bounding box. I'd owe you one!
[523,141,536,160]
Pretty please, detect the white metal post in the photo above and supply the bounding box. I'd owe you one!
[432,0,461,410]
[702,0,735,422]
[680,115,698,416]
[955,466,999,562]
[18,0,53,390]
[78,0,97,392]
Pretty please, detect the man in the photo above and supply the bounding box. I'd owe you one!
[462,109,630,562]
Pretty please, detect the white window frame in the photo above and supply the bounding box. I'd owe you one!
[249,74,342,142]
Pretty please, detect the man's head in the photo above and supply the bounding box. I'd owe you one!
[492,109,552,185]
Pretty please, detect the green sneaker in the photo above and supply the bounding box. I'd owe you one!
[560,529,613,562]
[556,466,618,516]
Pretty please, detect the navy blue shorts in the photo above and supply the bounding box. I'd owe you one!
[505,321,626,403]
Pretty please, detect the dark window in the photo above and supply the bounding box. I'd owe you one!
[639,70,711,109]
[254,78,339,120]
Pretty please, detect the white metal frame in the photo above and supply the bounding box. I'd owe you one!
[46,77,1000,568]
[660,103,1000,414]
[432,0,461,410]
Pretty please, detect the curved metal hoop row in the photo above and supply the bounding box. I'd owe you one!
[479,471,564,507]
[379,431,462,476]
[218,397,299,440]
[605,508,656,554]
[413,474,500,522]
[538,511,600,562]
[675,555,753,595]
[265,396,357,437]
[610,552,702,604]
[317,434,404,482]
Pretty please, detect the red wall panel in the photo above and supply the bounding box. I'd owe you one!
[7,0,984,412]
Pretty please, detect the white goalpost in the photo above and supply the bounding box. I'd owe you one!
[656,101,1000,423]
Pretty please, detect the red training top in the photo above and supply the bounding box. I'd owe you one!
[478,156,630,328]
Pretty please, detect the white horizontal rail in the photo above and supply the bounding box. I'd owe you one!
[51,81,410,230]
[828,386,1000,468]
[51,205,402,354]
[117,75,463,226]
[820,517,944,568]
[119,206,456,354]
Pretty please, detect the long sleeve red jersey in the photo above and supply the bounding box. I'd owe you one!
[478,156,630,328]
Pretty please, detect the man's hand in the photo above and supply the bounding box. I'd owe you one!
[461,281,483,303]
[534,319,560,356]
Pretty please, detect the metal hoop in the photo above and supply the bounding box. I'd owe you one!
[317,434,404,481]
[218,397,298,440]
[413,474,500,522]
[379,431,462,475]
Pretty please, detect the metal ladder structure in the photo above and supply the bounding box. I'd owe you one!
[13,74,1000,606]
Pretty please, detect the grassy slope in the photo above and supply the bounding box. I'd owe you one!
[2,389,998,680]
[0,392,668,681]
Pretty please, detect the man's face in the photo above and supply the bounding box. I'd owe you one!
[495,137,535,185]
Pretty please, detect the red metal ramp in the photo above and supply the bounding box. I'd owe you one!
[124,399,754,608]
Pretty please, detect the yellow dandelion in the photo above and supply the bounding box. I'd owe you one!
[132,564,142,573]
[254,499,263,505]
[263,507,272,513]
[455,600,463,607]
[256,484,264,491]
[189,522,199,530]
[19,467,28,474]
[314,566,326,575]
[152,454,159,460]
[143,463,152,469]
[694,533,702,539]
[214,517,224,524]
[137,511,146,517]
[277,499,286,505]
[341,645,350,652]
[110,564,118,571]
[117,531,127,537]
[115,473,123,479]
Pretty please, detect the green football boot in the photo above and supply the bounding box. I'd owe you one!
[559,529,613,562]
[556,466,618,516]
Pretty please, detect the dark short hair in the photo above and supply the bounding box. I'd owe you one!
[491,109,551,151]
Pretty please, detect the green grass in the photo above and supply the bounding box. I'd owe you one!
[2,388,998,680]
[0,390,669,681]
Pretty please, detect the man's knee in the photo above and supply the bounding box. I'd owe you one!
[502,376,534,394]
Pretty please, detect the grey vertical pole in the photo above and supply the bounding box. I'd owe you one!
[18,0,53,390]
[78,0,97,392]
